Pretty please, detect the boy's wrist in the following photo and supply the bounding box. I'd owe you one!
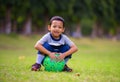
[47,51,52,56]
[61,53,66,57]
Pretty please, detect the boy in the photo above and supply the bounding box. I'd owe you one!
[31,16,78,72]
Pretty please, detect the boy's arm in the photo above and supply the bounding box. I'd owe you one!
[34,42,56,59]
[59,44,78,59]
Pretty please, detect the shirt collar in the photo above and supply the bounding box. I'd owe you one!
[50,33,62,41]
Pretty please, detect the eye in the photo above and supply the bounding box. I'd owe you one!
[53,25,56,28]
[59,26,63,29]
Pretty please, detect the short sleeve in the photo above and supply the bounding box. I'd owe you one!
[37,33,50,44]
[63,35,74,46]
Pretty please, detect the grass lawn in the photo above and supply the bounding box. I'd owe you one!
[0,34,120,82]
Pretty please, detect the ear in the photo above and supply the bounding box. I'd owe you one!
[48,25,51,31]
[62,27,65,33]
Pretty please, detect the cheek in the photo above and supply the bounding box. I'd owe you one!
[62,29,65,32]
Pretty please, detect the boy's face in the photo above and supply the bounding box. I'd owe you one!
[48,20,65,39]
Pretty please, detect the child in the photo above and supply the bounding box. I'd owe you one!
[31,16,78,72]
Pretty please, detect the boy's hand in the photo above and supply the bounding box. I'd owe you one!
[49,52,56,59]
[58,53,66,60]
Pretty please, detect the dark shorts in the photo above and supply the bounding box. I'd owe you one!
[38,42,72,58]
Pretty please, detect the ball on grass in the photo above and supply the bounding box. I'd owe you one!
[43,54,65,72]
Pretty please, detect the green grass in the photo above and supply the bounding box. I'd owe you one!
[0,34,120,82]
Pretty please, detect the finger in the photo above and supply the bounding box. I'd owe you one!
[57,56,63,61]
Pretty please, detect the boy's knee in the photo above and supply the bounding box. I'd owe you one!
[37,42,53,54]
[64,45,70,50]
[60,45,70,53]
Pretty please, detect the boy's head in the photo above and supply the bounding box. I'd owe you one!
[48,16,65,38]
[49,16,65,27]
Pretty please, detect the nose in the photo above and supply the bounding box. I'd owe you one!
[55,26,59,30]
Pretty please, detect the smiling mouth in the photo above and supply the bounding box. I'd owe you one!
[54,31,59,34]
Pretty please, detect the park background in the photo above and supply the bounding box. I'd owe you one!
[0,0,120,82]
[0,0,120,40]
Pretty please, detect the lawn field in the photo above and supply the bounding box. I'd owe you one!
[0,34,120,82]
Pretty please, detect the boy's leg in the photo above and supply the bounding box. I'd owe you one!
[59,45,72,72]
[36,54,45,64]
[32,42,53,71]
[59,45,71,63]
[64,57,69,64]
[36,42,54,64]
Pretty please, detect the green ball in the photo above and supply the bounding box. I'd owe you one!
[43,54,65,72]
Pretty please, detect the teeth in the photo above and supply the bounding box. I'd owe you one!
[55,32,58,33]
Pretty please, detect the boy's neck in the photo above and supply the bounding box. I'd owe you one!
[50,33,62,41]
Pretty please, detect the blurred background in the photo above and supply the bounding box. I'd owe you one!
[0,0,120,40]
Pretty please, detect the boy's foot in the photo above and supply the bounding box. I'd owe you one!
[31,63,41,71]
[62,64,72,72]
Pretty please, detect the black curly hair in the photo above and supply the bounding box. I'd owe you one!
[49,16,65,27]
